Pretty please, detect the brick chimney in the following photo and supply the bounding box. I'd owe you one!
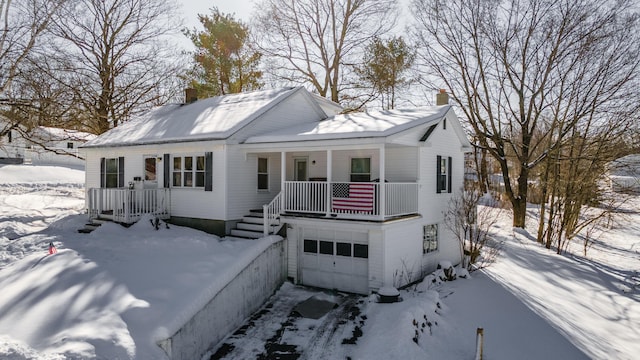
[436,89,449,105]
[185,88,197,104]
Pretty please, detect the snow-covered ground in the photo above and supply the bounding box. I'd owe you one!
[0,164,638,359]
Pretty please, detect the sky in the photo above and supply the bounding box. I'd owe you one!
[179,0,254,28]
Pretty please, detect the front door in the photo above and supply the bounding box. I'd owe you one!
[294,158,308,181]
[143,155,158,188]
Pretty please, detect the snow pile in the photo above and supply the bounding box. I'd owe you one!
[0,165,84,185]
[0,165,284,359]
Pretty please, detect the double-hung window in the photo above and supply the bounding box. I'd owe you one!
[351,158,371,182]
[437,155,452,193]
[100,157,124,188]
[257,157,269,190]
[104,158,119,188]
[172,155,205,188]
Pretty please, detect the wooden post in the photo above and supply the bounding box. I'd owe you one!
[475,327,484,360]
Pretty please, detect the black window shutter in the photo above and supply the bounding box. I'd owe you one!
[205,151,213,191]
[100,157,105,188]
[163,153,170,188]
[436,155,442,193]
[118,156,125,188]
[448,156,453,193]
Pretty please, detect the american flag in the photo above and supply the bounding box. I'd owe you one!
[332,183,375,212]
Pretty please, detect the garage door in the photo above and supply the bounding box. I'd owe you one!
[300,238,369,294]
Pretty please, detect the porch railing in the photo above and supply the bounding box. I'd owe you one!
[263,191,284,236]
[87,188,170,224]
[282,181,418,219]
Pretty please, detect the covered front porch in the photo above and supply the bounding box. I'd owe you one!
[260,145,421,234]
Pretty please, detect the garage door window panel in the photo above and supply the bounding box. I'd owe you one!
[304,239,318,253]
[354,244,369,258]
[319,241,333,255]
[336,242,351,257]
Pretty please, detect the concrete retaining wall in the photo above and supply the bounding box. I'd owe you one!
[158,239,287,360]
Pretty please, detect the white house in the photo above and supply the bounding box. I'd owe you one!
[80,87,472,294]
[0,125,95,167]
[608,154,640,193]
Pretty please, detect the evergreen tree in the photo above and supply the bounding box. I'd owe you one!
[185,8,262,97]
[358,36,415,109]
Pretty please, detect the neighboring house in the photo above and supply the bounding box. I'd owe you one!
[0,125,95,167]
[80,87,471,294]
[608,154,640,194]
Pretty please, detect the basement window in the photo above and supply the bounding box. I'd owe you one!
[423,224,438,254]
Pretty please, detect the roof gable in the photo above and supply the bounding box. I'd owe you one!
[82,87,303,148]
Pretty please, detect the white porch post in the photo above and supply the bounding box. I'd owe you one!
[326,149,332,217]
[379,145,385,220]
[281,151,286,200]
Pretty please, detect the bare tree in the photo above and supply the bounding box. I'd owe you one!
[0,0,67,137]
[45,0,183,134]
[411,0,640,228]
[444,188,503,271]
[252,0,399,106]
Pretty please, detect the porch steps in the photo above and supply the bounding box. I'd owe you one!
[77,219,107,234]
[229,210,281,239]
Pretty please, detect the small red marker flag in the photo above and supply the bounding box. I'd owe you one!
[48,242,57,255]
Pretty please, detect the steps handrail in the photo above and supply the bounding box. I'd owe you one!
[263,191,283,236]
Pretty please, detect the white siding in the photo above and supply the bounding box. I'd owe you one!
[83,141,229,221]
[284,151,328,180]
[368,229,384,290]
[382,221,423,287]
[381,218,461,288]
[226,148,282,220]
[287,227,299,281]
[385,146,418,182]
[418,112,466,221]
[331,149,380,181]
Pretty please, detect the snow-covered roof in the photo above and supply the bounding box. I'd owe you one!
[609,154,640,177]
[245,106,451,144]
[33,126,96,142]
[82,87,303,148]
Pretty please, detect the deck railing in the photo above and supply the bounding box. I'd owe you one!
[87,188,170,224]
[282,181,418,220]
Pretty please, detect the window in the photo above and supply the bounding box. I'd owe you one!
[105,158,119,188]
[436,155,452,193]
[173,157,182,186]
[172,155,205,188]
[319,241,333,255]
[336,242,351,257]
[145,157,156,181]
[354,244,369,258]
[184,157,193,186]
[423,224,438,254]
[67,142,74,149]
[195,156,205,187]
[102,158,123,188]
[351,158,371,182]
[304,239,318,253]
[258,157,269,190]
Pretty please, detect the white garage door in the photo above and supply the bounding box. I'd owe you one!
[300,238,369,294]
